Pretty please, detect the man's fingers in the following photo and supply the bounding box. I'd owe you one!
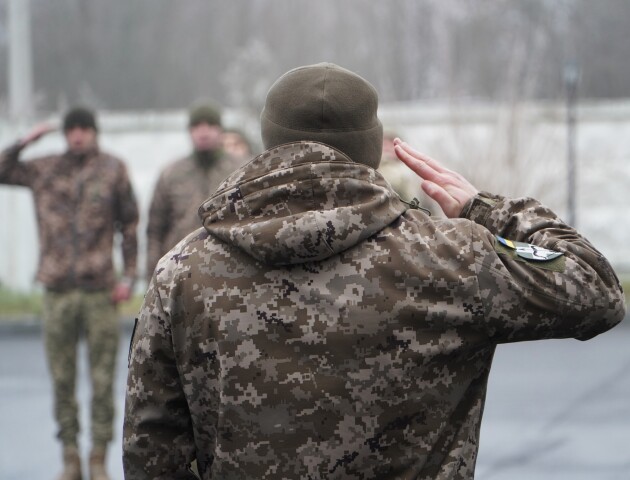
[421,181,462,218]
[395,139,478,191]
[394,144,421,173]
[422,180,450,206]
[394,139,448,174]
[394,145,441,184]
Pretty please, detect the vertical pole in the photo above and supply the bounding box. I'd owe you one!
[565,63,578,228]
[8,0,34,121]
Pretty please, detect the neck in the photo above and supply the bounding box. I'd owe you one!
[66,145,97,162]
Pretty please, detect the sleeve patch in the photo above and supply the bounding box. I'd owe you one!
[495,236,566,271]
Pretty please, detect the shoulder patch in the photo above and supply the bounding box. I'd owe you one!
[495,236,565,271]
[496,236,563,261]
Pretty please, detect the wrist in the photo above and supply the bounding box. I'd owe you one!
[460,192,499,226]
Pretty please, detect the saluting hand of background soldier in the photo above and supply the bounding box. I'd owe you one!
[19,123,57,147]
[394,138,479,218]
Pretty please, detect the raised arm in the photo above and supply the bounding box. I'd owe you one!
[0,123,56,185]
[395,138,626,342]
[19,123,57,147]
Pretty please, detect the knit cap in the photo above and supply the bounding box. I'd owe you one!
[189,103,222,128]
[260,63,383,169]
[63,107,98,132]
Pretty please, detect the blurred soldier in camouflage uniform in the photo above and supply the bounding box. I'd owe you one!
[0,107,138,480]
[146,104,238,280]
[124,64,625,479]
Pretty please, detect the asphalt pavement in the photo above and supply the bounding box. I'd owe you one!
[1,320,629,480]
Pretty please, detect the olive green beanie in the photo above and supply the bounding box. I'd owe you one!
[189,103,222,128]
[260,63,383,169]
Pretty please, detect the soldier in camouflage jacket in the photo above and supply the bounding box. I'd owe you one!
[124,65,625,479]
[146,104,239,280]
[1,108,138,480]
[0,123,138,291]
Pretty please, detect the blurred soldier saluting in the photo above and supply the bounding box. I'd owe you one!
[0,107,139,480]
[124,64,625,479]
[145,104,239,280]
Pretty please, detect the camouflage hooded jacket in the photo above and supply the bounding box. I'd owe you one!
[124,141,625,479]
[0,143,138,290]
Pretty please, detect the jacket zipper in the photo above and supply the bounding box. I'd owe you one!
[70,166,86,289]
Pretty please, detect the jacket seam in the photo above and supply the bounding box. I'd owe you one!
[470,224,494,343]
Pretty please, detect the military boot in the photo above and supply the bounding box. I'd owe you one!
[88,448,110,480]
[56,445,82,480]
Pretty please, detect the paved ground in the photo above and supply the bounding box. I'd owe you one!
[1,321,629,480]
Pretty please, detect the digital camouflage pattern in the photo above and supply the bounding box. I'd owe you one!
[0,143,139,289]
[146,152,240,279]
[124,142,625,479]
[44,290,120,447]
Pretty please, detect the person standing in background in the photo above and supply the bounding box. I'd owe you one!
[0,107,138,480]
[223,127,254,160]
[145,103,238,280]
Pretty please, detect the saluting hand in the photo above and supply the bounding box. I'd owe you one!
[19,123,57,148]
[394,139,478,218]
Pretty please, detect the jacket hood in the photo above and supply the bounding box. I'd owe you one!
[199,141,407,265]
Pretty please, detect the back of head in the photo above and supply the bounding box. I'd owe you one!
[63,107,98,132]
[260,62,383,169]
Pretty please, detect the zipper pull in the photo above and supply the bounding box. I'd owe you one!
[400,197,431,216]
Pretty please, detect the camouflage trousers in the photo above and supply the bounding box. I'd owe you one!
[43,289,120,448]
